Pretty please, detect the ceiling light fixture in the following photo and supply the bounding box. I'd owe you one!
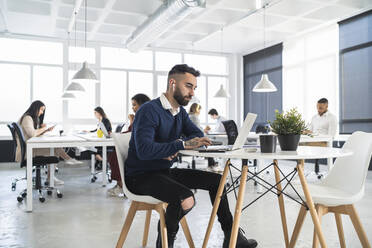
[72,0,98,83]
[214,28,230,98]
[62,92,76,99]
[64,30,85,93]
[252,4,277,93]
[126,0,206,52]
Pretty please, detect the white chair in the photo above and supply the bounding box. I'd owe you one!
[112,133,195,248]
[290,131,372,248]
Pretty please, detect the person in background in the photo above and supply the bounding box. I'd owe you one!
[125,64,257,248]
[16,100,82,186]
[90,107,112,170]
[107,93,151,197]
[203,108,225,172]
[188,103,222,172]
[204,108,226,134]
[309,98,337,137]
[188,103,203,131]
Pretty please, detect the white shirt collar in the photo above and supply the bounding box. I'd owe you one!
[318,111,329,117]
[160,93,180,116]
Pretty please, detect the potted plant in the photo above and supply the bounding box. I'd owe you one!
[269,108,307,151]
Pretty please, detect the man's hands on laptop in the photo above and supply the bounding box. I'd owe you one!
[184,137,212,150]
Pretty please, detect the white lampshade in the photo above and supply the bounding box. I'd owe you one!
[214,84,230,98]
[61,92,76,99]
[72,61,98,83]
[252,74,277,92]
[65,82,85,92]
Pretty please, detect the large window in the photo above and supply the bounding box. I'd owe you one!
[0,38,62,64]
[0,38,62,124]
[243,44,283,126]
[0,63,31,122]
[339,10,372,133]
[67,70,97,119]
[128,72,153,108]
[33,66,63,123]
[283,25,339,125]
[100,70,127,122]
[0,37,230,138]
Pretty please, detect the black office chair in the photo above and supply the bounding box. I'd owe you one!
[221,120,258,189]
[7,123,27,191]
[222,120,238,145]
[12,122,62,203]
[115,123,126,133]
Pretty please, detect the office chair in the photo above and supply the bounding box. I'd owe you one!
[290,132,372,248]
[115,123,126,133]
[12,122,62,203]
[113,133,195,248]
[7,123,27,191]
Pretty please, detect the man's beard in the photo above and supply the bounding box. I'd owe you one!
[173,87,190,106]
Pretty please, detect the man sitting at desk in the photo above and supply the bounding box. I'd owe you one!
[125,64,257,248]
[309,98,337,137]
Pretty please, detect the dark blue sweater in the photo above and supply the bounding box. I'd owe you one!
[125,98,204,177]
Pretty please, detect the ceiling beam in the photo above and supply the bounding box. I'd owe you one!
[87,0,117,41]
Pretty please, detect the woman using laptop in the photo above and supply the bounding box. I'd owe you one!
[89,106,112,170]
[16,100,82,185]
[107,93,150,197]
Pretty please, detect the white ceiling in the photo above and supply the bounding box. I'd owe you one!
[0,0,371,54]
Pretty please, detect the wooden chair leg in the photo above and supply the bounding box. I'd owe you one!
[156,205,168,248]
[312,205,325,248]
[335,213,346,248]
[142,210,152,247]
[180,217,195,248]
[289,205,308,248]
[116,201,138,248]
[347,204,371,248]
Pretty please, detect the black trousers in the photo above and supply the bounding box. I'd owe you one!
[126,168,233,233]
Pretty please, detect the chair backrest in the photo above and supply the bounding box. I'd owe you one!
[112,133,161,204]
[115,123,125,133]
[255,123,270,134]
[322,131,372,196]
[12,122,27,167]
[7,123,17,161]
[222,120,239,145]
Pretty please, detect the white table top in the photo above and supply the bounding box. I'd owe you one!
[180,146,352,160]
[27,134,114,145]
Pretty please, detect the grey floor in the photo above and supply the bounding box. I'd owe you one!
[0,158,371,248]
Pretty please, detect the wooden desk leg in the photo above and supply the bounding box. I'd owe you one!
[229,164,249,248]
[274,159,290,248]
[202,159,231,248]
[297,160,327,248]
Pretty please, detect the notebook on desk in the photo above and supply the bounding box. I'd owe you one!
[196,113,257,153]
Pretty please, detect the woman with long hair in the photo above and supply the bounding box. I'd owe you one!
[89,106,112,169]
[107,93,150,197]
[16,100,82,185]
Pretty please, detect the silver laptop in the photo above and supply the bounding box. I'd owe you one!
[196,113,257,152]
[98,122,111,138]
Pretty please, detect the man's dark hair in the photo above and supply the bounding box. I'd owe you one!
[317,98,328,104]
[208,108,218,116]
[132,93,151,106]
[167,64,200,89]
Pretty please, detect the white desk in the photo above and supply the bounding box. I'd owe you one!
[181,146,352,248]
[26,134,114,212]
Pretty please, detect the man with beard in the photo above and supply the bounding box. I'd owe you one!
[124,64,257,248]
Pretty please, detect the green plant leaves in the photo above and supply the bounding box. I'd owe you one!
[269,108,308,135]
